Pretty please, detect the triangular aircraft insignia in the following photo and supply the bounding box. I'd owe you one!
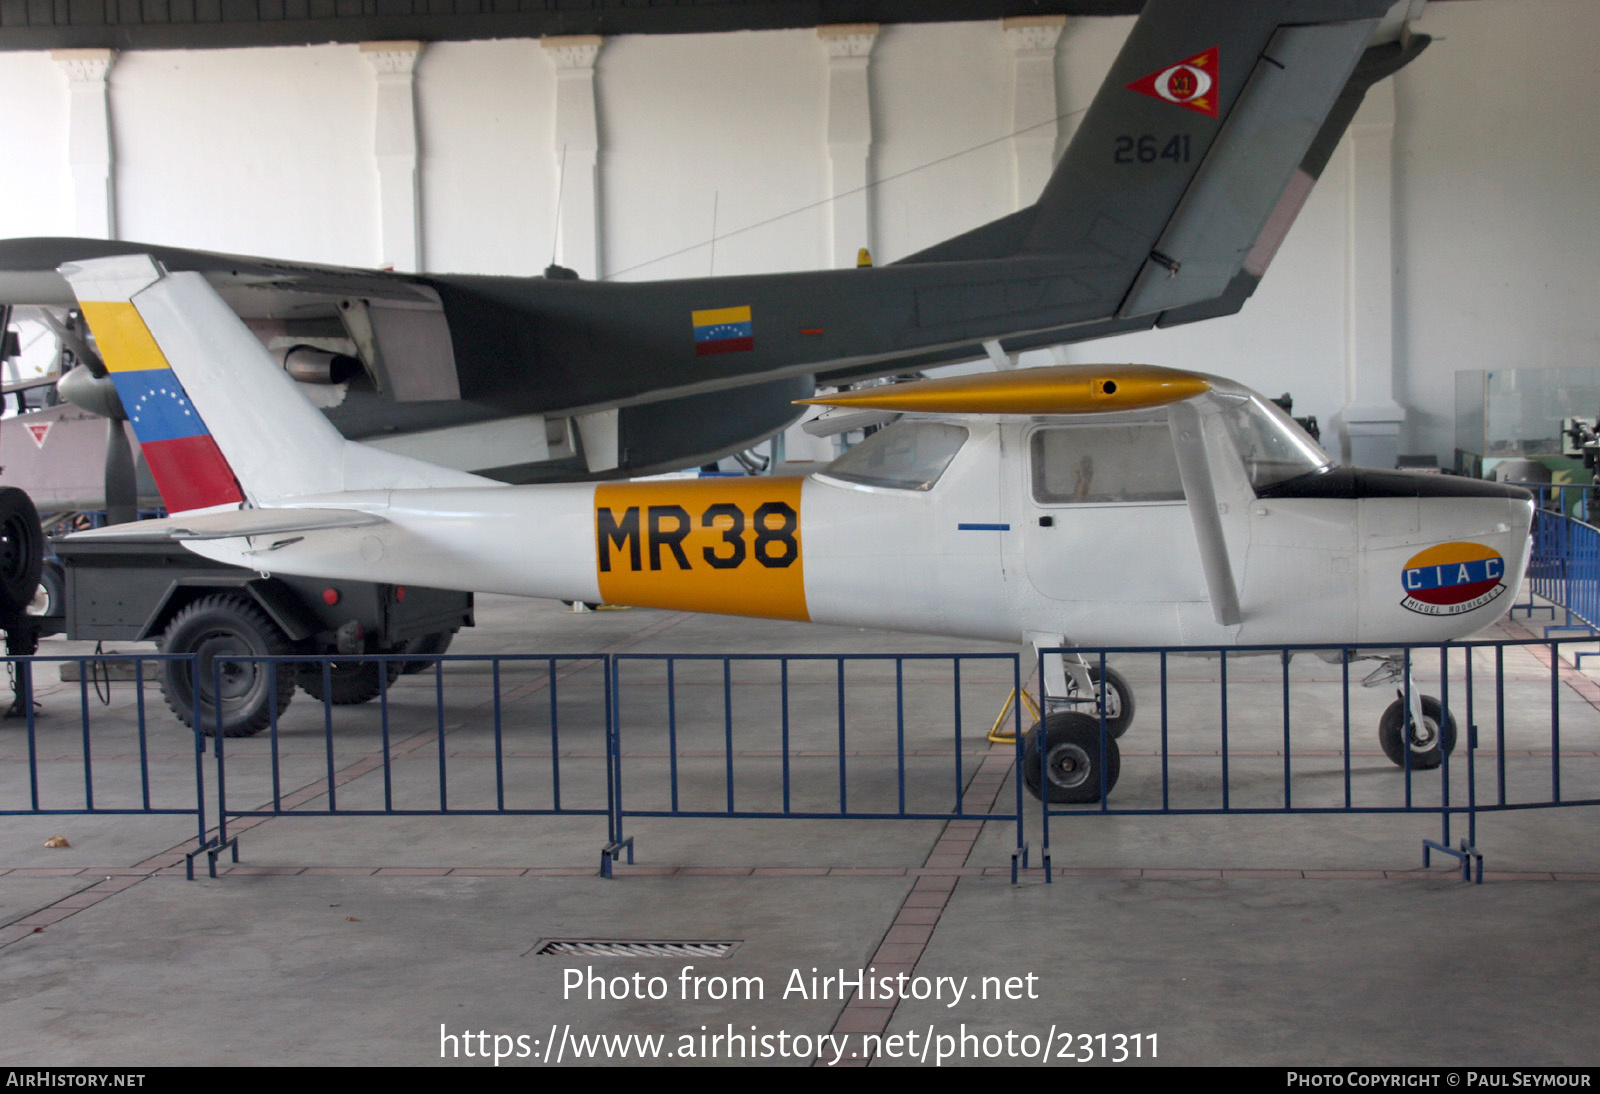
[1126,48,1220,118]
[25,421,51,448]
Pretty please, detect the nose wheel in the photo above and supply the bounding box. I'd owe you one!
[1378,694,1456,770]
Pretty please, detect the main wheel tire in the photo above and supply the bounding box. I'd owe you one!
[1378,695,1456,770]
[1067,664,1135,739]
[398,630,455,675]
[296,659,402,704]
[1022,711,1122,804]
[27,559,64,617]
[0,487,44,618]
[159,595,297,737]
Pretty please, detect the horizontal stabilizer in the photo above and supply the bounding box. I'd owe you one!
[65,507,387,542]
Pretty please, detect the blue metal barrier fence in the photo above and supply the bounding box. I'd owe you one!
[0,651,218,877]
[607,652,1027,876]
[202,652,615,876]
[1037,638,1600,882]
[5,635,1597,884]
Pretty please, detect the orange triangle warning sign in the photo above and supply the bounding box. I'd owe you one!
[1126,48,1220,118]
[25,422,51,448]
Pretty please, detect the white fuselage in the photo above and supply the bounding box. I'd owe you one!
[181,406,1534,651]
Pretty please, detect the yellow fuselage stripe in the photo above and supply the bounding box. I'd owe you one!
[594,477,807,621]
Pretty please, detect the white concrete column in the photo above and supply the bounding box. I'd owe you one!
[52,49,116,240]
[818,24,878,269]
[542,35,603,280]
[1003,15,1064,209]
[361,41,424,272]
[1340,81,1405,468]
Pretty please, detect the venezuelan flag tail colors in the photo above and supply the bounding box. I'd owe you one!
[61,254,492,515]
[692,305,754,356]
[72,282,244,514]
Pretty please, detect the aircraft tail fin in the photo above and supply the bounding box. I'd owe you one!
[61,254,490,511]
[898,0,1425,322]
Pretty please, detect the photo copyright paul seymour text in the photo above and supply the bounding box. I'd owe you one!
[1288,1075,1592,1088]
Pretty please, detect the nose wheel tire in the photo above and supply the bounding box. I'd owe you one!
[1022,712,1121,804]
[1378,695,1456,770]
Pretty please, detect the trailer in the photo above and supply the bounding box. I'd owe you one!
[52,535,472,736]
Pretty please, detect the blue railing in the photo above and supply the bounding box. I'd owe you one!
[0,651,216,876]
[5,634,1598,883]
[1037,638,1600,882]
[200,652,616,876]
[1506,482,1600,656]
[608,652,1028,874]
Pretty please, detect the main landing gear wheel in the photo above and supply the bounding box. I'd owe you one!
[159,595,298,737]
[1022,712,1121,804]
[1064,664,1135,739]
[296,659,402,705]
[1378,694,1456,770]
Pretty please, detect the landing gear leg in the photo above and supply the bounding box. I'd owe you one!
[1030,635,1134,738]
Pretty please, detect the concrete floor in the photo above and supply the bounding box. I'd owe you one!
[1,594,1596,1067]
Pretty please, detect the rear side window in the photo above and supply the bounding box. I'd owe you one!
[824,421,969,491]
[1031,423,1184,504]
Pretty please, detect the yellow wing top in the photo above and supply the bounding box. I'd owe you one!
[797,364,1212,415]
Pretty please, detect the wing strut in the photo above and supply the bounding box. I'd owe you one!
[1169,402,1241,627]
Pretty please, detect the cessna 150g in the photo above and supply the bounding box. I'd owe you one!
[0,0,1430,488]
[60,254,1535,803]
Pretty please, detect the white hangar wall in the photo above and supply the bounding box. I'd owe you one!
[0,0,1594,467]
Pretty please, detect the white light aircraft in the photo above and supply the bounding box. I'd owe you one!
[61,255,1535,801]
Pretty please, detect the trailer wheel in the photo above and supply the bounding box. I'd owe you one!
[0,487,44,618]
[398,630,454,675]
[297,659,402,704]
[160,594,297,737]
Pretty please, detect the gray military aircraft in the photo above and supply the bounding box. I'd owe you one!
[0,0,1427,487]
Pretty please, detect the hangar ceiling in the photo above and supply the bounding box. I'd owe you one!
[0,0,1141,52]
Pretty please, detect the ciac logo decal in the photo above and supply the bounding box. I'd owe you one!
[1399,542,1507,616]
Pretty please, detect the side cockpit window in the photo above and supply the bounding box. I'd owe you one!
[1031,423,1184,504]
[823,421,969,491]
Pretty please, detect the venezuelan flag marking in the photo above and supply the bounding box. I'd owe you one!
[79,298,244,512]
[692,305,754,357]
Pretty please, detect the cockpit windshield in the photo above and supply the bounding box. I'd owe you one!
[1215,392,1331,491]
[822,420,968,491]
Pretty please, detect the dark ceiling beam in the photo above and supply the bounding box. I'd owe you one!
[0,0,1144,53]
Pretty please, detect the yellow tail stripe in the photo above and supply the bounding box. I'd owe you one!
[78,300,172,373]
